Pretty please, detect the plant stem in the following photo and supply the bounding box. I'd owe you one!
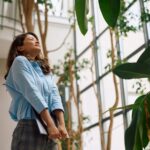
[106,28,119,150]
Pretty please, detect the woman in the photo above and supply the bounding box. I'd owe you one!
[4,32,68,150]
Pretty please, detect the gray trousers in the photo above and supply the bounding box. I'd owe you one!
[11,119,58,150]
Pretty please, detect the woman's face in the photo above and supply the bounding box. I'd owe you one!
[19,34,41,59]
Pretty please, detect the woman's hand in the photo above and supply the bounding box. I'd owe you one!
[47,125,61,139]
[40,109,62,139]
[52,110,69,139]
[58,124,69,139]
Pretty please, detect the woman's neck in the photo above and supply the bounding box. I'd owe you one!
[24,55,36,61]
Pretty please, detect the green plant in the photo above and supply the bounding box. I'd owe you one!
[117,0,137,36]
[75,0,121,35]
[125,93,150,150]
[141,9,150,23]
[53,49,90,86]
[132,79,147,95]
[113,45,150,150]
[3,0,12,2]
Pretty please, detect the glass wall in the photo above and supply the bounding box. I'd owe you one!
[75,0,150,149]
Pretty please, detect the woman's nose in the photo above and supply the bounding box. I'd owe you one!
[35,41,39,45]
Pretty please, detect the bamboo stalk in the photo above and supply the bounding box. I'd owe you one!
[18,0,25,33]
[89,60,105,150]
[21,0,34,32]
[68,60,83,150]
[90,23,105,150]
[106,28,119,150]
[34,1,48,58]
[66,100,72,150]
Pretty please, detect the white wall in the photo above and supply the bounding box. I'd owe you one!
[0,59,17,150]
[35,20,73,82]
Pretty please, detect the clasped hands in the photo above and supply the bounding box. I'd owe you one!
[47,124,69,140]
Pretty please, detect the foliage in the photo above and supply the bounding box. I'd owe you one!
[113,46,150,79]
[116,0,150,36]
[37,0,45,4]
[75,0,89,35]
[117,14,137,36]
[113,46,150,149]
[53,49,90,86]
[37,0,53,9]
[98,0,121,28]
[75,0,121,35]
[116,0,137,36]
[125,94,150,150]
[132,79,147,95]
[141,9,150,23]
[3,0,12,2]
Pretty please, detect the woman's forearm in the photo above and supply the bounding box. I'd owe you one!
[53,109,65,126]
[53,109,69,138]
[40,108,56,128]
[40,108,62,139]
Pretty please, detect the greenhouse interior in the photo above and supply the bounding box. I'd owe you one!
[0,0,150,150]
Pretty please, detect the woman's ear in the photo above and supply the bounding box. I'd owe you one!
[17,46,24,52]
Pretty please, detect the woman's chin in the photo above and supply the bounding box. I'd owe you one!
[35,48,41,54]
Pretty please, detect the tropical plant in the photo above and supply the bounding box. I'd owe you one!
[113,45,150,150]
[75,0,121,35]
[75,0,150,149]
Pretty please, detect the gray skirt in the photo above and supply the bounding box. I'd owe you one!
[11,119,58,150]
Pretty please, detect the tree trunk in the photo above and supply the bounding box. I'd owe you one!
[21,0,34,32]
[34,1,48,58]
[106,28,119,150]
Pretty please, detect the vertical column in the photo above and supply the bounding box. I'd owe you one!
[116,33,129,130]
[13,0,17,36]
[72,1,83,149]
[0,0,4,29]
[139,0,149,45]
[91,1,105,150]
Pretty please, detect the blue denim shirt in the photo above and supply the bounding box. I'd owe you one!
[5,56,64,121]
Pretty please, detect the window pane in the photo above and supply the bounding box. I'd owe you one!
[77,48,96,90]
[83,126,101,150]
[121,1,145,58]
[80,87,99,128]
[97,29,111,74]
[100,73,123,117]
[103,115,125,150]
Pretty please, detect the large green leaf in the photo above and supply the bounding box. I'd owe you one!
[125,95,149,150]
[125,101,142,150]
[145,93,150,115]
[133,124,143,150]
[3,0,12,2]
[113,63,150,79]
[137,46,150,65]
[135,106,149,149]
[98,0,120,28]
[75,0,88,35]
[37,0,45,4]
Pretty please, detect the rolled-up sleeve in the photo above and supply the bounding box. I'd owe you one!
[50,76,64,112]
[12,56,48,113]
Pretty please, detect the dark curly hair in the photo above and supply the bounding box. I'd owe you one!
[4,32,51,79]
